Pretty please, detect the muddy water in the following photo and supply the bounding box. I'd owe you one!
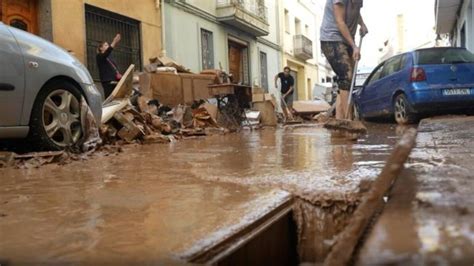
[0,123,406,264]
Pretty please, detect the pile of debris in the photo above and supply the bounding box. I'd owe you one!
[101,95,227,145]
[101,64,228,145]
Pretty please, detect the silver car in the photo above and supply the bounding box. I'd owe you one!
[0,23,102,150]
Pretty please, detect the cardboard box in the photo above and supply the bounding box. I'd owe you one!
[252,93,265,102]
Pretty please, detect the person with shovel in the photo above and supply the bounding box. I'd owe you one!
[320,0,368,120]
[275,66,295,108]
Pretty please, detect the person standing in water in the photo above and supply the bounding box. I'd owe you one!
[320,0,368,119]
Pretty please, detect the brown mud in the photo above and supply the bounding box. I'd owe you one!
[0,123,409,264]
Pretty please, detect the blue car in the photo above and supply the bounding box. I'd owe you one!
[354,47,474,124]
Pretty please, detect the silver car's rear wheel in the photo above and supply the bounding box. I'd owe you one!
[42,90,81,147]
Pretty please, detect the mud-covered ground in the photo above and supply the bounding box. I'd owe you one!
[0,122,416,264]
[357,116,474,265]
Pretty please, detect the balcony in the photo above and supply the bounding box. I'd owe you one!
[293,35,313,61]
[216,0,269,37]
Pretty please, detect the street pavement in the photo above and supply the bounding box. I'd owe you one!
[357,116,474,265]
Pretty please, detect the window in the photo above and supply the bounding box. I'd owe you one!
[259,52,268,91]
[366,63,385,86]
[381,55,403,78]
[85,5,142,81]
[284,10,290,33]
[295,18,301,35]
[201,29,214,70]
[416,48,474,65]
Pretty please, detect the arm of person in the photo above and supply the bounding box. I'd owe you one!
[284,86,294,98]
[333,3,360,60]
[275,74,280,89]
[110,33,121,48]
[98,34,121,59]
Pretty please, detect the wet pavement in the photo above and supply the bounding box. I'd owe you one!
[1,123,408,264]
[357,116,474,265]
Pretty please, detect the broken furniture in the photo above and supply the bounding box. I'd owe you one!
[208,83,252,129]
[140,72,216,106]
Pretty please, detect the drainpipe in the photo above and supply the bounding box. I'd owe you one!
[276,0,282,69]
[160,0,167,56]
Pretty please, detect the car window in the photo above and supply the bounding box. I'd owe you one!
[416,48,474,64]
[381,56,402,78]
[366,63,384,86]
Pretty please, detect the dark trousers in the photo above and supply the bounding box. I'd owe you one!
[101,81,116,100]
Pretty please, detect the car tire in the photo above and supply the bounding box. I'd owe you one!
[29,80,83,151]
[394,94,417,125]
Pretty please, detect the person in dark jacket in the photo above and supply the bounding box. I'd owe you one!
[96,33,122,99]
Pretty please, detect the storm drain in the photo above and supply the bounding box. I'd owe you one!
[293,198,357,264]
[181,195,360,265]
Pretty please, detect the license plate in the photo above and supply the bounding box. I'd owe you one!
[442,88,471,96]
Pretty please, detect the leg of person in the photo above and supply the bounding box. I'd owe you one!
[321,42,355,119]
[102,82,116,100]
[285,93,294,109]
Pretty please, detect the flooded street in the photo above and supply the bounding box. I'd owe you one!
[1,123,406,264]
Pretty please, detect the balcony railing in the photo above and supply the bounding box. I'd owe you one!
[216,0,269,36]
[217,0,268,22]
[294,35,313,61]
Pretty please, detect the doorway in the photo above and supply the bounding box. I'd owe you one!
[228,39,249,85]
[1,0,38,34]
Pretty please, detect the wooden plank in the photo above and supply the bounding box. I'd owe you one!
[103,64,135,105]
[101,100,129,124]
[324,129,418,266]
[293,101,331,115]
[113,112,144,142]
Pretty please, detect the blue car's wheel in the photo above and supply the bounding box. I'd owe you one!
[394,94,417,125]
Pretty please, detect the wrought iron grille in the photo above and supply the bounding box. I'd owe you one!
[217,0,268,22]
[85,5,142,81]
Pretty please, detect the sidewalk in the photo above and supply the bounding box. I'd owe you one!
[357,116,474,265]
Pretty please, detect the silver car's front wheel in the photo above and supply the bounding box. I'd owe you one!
[30,80,83,150]
[42,90,81,147]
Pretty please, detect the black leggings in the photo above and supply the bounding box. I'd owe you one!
[101,82,116,99]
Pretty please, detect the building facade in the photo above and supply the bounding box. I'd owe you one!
[163,0,281,97]
[436,0,474,52]
[0,0,163,81]
[280,0,319,101]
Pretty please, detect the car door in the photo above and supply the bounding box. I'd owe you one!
[0,23,25,126]
[377,55,404,114]
[358,62,385,116]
